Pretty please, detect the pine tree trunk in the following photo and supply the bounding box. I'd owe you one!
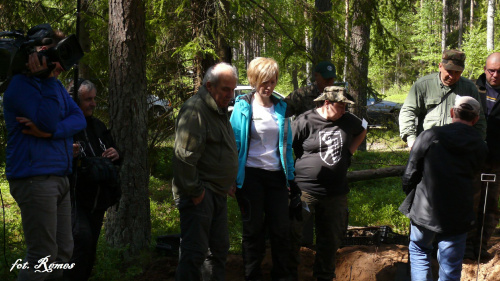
[441,0,447,52]
[458,0,463,48]
[343,0,350,80]
[346,0,371,151]
[470,0,474,29]
[106,0,151,256]
[78,0,92,79]
[312,0,333,63]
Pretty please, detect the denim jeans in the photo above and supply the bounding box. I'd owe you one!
[409,223,467,281]
[175,188,229,281]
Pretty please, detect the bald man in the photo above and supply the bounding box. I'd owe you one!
[465,52,500,260]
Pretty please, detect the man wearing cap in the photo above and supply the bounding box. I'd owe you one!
[285,61,337,116]
[399,49,486,148]
[400,96,487,281]
[465,52,500,259]
[289,86,367,281]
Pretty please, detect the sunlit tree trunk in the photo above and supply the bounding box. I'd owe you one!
[458,0,463,48]
[441,0,447,52]
[343,0,350,81]
[487,0,494,51]
[105,0,151,255]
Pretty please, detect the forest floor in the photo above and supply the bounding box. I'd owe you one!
[135,230,500,281]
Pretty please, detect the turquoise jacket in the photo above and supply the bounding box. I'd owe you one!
[230,93,295,189]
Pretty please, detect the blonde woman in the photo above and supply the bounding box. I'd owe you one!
[230,57,298,281]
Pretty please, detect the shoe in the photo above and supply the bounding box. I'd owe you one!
[463,241,476,260]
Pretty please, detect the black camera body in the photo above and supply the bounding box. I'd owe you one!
[0,23,84,92]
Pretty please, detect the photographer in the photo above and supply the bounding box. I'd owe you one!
[64,79,121,281]
[3,29,86,280]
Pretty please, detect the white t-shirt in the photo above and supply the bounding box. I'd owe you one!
[245,98,281,171]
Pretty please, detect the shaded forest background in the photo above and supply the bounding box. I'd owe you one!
[0,0,499,258]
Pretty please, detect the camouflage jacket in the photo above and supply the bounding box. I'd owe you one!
[285,82,321,117]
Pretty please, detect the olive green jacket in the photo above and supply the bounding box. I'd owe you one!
[399,73,486,145]
[172,86,238,199]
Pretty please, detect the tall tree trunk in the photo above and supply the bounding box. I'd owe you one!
[470,0,474,29]
[312,0,333,64]
[487,0,494,51]
[192,0,216,91]
[346,0,371,151]
[343,0,350,81]
[441,0,447,52]
[458,0,463,48]
[305,11,311,84]
[106,0,150,255]
[78,0,92,79]
[191,0,230,91]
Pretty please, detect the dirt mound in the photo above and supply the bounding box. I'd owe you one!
[137,237,500,281]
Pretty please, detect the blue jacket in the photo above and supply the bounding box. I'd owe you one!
[229,93,294,188]
[3,74,86,180]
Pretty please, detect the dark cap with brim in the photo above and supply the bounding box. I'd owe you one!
[314,61,337,79]
[442,50,466,72]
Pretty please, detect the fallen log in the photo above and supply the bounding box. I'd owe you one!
[347,166,405,183]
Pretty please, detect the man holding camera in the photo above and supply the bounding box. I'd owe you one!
[3,28,86,280]
[64,79,120,281]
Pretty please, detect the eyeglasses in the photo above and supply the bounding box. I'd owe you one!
[486,69,500,75]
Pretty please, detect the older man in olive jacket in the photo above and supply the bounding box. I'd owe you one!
[399,49,486,148]
[172,62,239,281]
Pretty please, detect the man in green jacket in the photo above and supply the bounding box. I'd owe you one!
[399,50,486,148]
[286,61,337,117]
[172,62,239,281]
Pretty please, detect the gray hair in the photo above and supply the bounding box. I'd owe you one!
[78,80,97,98]
[202,62,238,87]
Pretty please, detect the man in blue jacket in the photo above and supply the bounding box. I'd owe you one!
[3,29,86,280]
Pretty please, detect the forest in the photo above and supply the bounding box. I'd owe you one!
[0,0,499,279]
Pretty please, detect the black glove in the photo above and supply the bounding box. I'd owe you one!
[288,180,303,221]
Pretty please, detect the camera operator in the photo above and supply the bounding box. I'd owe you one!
[3,29,86,281]
[64,79,121,281]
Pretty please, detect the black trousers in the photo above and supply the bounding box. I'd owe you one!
[64,200,105,281]
[236,167,290,281]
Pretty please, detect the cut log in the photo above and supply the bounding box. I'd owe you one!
[347,166,405,182]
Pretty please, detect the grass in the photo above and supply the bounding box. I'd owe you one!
[0,127,413,280]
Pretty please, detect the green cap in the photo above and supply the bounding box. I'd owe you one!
[313,86,354,104]
[314,61,337,79]
[441,50,466,71]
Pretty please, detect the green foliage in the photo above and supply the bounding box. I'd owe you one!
[0,170,25,280]
[348,178,410,234]
[461,26,500,80]
[383,83,412,104]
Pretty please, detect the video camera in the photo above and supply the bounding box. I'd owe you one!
[0,23,84,92]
